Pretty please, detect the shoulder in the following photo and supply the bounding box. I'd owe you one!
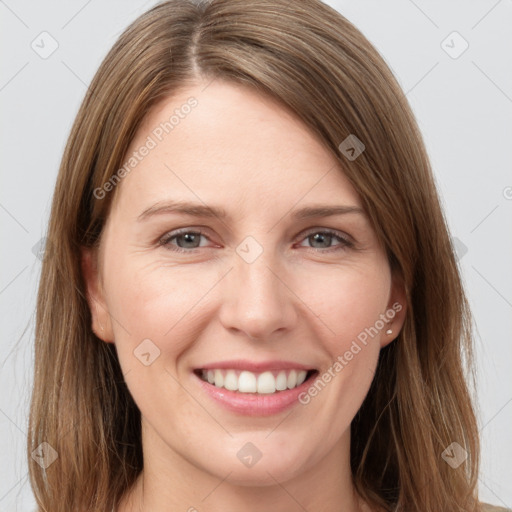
[480,503,512,512]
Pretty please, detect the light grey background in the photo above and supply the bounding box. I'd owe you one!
[1,0,511,510]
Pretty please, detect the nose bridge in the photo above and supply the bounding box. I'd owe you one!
[237,246,280,303]
[219,236,296,339]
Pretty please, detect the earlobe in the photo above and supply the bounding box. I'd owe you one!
[80,247,115,343]
[381,272,408,348]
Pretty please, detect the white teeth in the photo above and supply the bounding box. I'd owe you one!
[214,369,224,388]
[257,371,276,394]
[276,371,288,391]
[224,370,238,391]
[200,368,310,394]
[296,370,307,386]
[287,369,297,389]
[239,371,257,392]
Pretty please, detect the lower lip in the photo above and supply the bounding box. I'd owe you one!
[194,371,317,416]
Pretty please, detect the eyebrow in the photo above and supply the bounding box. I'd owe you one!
[137,200,365,222]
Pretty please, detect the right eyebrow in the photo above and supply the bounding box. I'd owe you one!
[137,200,228,222]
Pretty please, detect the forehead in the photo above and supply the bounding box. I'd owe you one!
[110,79,362,220]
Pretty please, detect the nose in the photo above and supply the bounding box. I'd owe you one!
[218,250,297,341]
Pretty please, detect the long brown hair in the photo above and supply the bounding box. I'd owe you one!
[28,1,481,510]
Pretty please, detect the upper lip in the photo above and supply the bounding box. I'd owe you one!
[195,359,316,372]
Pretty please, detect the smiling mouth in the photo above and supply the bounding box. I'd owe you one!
[193,368,318,394]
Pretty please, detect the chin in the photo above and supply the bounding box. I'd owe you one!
[200,448,309,487]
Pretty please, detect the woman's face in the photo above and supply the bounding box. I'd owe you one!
[83,79,405,486]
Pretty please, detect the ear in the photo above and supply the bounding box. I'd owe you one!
[381,270,407,349]
[80,246,115,343]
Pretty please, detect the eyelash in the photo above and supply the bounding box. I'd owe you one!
[158,228,354,254]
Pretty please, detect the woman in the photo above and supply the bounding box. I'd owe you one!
[27,0,507,511]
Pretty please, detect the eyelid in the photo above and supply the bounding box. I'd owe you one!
[295,227,354,246]
[158,227,213,249]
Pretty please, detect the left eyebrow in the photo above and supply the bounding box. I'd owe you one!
[290,205,365,220]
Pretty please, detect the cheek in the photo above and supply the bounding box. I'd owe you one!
[295,261,391,345]
[294,262,389,404]
[297,267,388,423]
[103,255,221,358]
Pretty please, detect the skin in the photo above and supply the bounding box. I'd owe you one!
[82,79,406,512]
